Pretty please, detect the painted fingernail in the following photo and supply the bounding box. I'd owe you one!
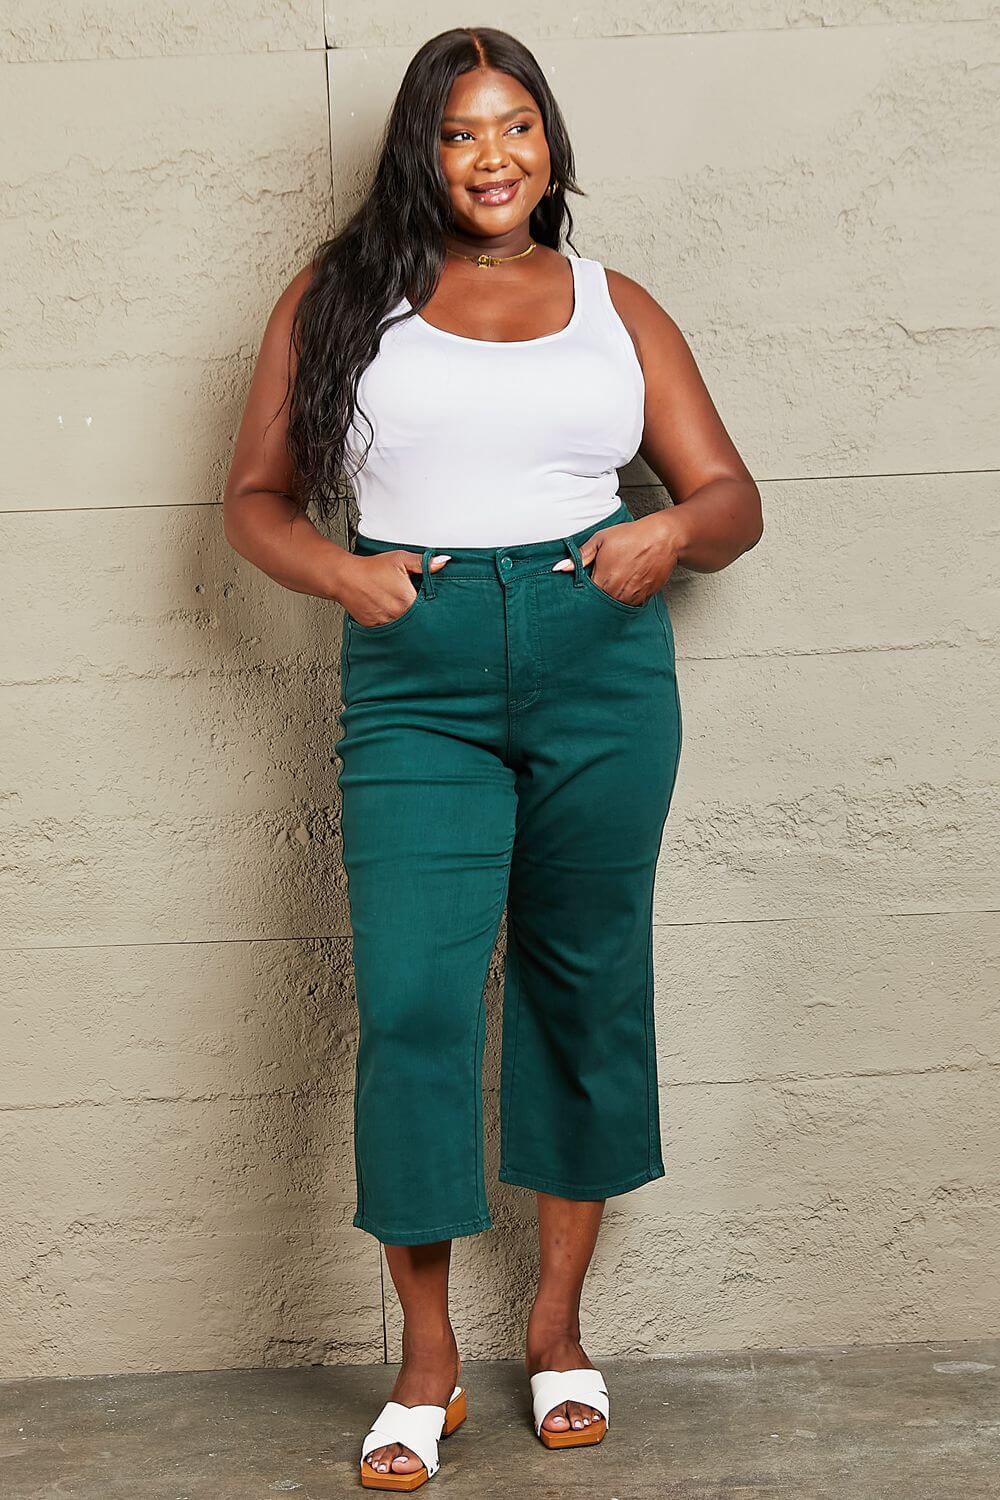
[431,554,451,565]
[551,559,574,571]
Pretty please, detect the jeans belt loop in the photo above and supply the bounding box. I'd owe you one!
[563,536,586,588]
[420,547,437,599]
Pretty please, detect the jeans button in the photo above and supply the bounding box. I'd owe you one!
[500,556,513,570]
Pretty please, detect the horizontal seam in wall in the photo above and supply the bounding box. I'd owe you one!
[5,1060,998,1114]
[1,14,991,72]
[4,907,999,954]
[3,467,999,517]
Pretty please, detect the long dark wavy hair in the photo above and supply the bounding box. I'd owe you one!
[284,26,583,533]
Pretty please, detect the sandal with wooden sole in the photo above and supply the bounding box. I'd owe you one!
[529,1367,610,1449]
[359,1383,467,1490]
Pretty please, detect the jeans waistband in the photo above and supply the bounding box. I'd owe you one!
[353,500,632,582]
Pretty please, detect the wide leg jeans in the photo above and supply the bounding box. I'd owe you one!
[333,500,683,1245]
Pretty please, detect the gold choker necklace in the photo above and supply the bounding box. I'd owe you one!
[445,241,537,268]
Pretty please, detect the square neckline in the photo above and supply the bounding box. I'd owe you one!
[400,255,581,347]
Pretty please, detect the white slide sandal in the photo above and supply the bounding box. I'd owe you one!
[360,1384,467,1490]
[530,1366,610,1448]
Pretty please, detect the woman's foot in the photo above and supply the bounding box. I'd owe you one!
[525,1310,604,1435]
[363,1328,461,1478]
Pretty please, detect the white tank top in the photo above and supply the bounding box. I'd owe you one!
[344,255,645,547]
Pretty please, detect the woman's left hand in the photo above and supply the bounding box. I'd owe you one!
[551,512,684,607]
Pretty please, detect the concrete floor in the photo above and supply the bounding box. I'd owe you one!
[1,1339,997,1498]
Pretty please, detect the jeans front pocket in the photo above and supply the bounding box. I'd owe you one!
[345,588,425,637]
[580,561,652,615]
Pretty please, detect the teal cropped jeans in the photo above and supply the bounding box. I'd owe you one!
[333,500,683,1246]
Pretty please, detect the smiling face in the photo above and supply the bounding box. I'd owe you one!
[439,67,552,244]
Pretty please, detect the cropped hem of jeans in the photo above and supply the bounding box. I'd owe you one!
[497,1161,666,1200]
[353,1210,493,1246]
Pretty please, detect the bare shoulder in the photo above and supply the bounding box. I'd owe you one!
[266,260,319,335]
[602,265,754,499]
[247,261,320,395]
[603,265,690,368]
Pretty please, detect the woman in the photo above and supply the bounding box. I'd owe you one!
[224,25,762,1491]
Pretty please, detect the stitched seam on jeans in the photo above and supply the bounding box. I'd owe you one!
[582,570,648,614]
[340,616,353,710]
[353,1037,365,1225]
[655,590,676,654]
[500,909,522,1172]
[470,859,512,1221]
[472,986,488,1221]
[347,591,424,636]
[511,576,544,713]
[665,646,683,812]
[652,593,683,809]
[497,1164,664,1195]
[643,882,656,1174]
[340,618,366,1226]
[646,619,682,1175]
[355,1212,492,1239]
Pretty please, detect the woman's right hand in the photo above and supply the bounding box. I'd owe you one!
[336,550,451,628]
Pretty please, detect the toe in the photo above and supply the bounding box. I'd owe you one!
[365,1444,390,1474]
[542,1401,571,1433]
[390,1445,422,1473]
[567,1400,591,1430]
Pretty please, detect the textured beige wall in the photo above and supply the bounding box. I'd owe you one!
[1,3,997,1379]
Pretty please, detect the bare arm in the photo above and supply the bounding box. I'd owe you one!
[607,269,764,573]
[222,264,350,599]
[223,272,450,627]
